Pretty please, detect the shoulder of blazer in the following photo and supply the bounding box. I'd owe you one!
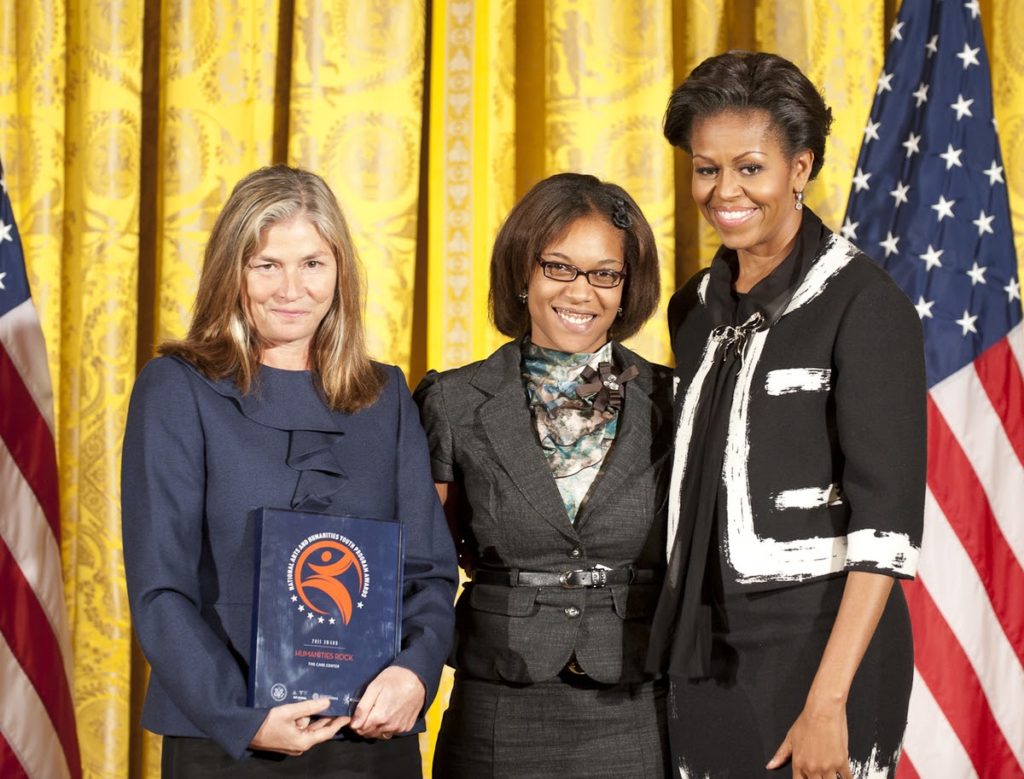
[414,341,521,416]
[462,339,523,396]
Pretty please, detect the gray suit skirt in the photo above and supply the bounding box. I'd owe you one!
[433,670,669,778]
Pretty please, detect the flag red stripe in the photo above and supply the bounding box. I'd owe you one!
[0,345,60,538]
[926,397,1024,665]
[902,579,1021,776]
[0,732,30,779]
[894,752,920,779]
[974,338,1024,467]
[0,538,80,779]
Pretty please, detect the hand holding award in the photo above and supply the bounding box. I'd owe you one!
[249,698,348,756]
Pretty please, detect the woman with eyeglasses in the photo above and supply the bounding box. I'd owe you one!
[414,172,674,778]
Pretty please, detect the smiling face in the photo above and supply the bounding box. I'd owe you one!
[244,215,338,369]
[690,109,812,268]
[527,213,625,354]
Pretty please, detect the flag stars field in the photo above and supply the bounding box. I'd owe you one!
[973,210,994,236]
[983,160,1004,185]
[915,296,936,319]
[955,309,979,335]
[931,195,955,221]
[1005,278,1021,302]
[940,144,963,169]
[966,262,988,286]
[841,218,859,241]
[852,167,872,192]
[913,83,929,106]
[890,181,910,207]
[950,94,974,120]
[864,119,881,143]
[880,231,900,257]
[903,131,922,156]
[919,244,944,270]
[956,41,980,68]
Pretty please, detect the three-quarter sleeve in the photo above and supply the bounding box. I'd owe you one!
[388,367,459,709]
[412,370,456,483]
[834,277,927,578]
[120,357,267,759]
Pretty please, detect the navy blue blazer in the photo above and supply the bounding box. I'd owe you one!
[121,356,457,759]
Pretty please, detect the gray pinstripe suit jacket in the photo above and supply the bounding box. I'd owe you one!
[415,339,674,684]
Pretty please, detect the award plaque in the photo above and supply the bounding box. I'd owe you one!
[248,508,404,715]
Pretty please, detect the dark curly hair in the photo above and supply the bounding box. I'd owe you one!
[664,51,833,180]
[489,172,660,342]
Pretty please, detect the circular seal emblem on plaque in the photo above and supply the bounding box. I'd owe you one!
[270,683,288,702]
[286,533,371,626]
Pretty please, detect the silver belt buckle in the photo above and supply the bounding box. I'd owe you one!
[559,569,586,588]
[559,568,608,588]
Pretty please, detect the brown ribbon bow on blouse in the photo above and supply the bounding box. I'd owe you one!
[577,362,640,413]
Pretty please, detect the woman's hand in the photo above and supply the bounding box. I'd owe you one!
[349,665,425,740]
[766,571,895,777]
[249,697,349,756]
[766,698,852,779]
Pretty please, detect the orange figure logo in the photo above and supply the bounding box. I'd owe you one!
[294,540,364,624]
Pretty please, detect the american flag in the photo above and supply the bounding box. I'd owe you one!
[843,0,1024,776]
[0,158,80,777]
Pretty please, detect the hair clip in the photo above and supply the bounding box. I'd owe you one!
[611,198,631,230]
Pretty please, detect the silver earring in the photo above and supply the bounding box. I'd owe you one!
[616,307,623,317]
[518,291,528,304]
[794,191,804,210]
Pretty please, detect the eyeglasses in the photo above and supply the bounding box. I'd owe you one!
[535,257,627,289]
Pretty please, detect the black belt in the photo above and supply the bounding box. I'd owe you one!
[472,566,658,589]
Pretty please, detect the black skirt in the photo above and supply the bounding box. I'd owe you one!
[160,732,421,778]
[667,575,913,778]
[435,671,669,778]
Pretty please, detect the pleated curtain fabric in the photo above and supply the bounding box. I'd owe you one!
[1,1,1023,776]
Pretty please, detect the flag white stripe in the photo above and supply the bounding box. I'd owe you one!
[0,439,73,683]
[0,633,71,779]
[930,361,1024,569]
[0,299,55,434]
[902,669,978,779]
[919,488,1024,765]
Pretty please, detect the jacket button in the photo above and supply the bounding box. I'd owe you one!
[564,606,580,618]
[568,548,582,559]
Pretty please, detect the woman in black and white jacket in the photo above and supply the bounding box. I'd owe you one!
[648,51,925,779]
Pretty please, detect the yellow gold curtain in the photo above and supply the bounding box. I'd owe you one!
[1,1,1022,777]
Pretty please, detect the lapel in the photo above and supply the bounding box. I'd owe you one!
[470,340,577,539]
[574,342,660,530]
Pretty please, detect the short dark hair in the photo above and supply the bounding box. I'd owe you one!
[664,51,833,180]
[490,172,660,342]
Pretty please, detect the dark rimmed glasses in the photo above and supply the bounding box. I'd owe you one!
[535,257,627,289]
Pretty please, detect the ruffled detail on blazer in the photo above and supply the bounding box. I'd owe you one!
[287,429,348,511]
[172,357,350,511]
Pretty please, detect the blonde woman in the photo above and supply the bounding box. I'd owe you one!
[122,165,457,778]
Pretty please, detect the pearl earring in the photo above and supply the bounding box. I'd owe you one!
[794,191,804,211]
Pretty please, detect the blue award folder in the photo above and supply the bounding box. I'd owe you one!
[248,508,404,716]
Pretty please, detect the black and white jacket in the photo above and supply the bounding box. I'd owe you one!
[667,211,926,588]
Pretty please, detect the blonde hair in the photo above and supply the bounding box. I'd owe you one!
[161,165,384,413]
